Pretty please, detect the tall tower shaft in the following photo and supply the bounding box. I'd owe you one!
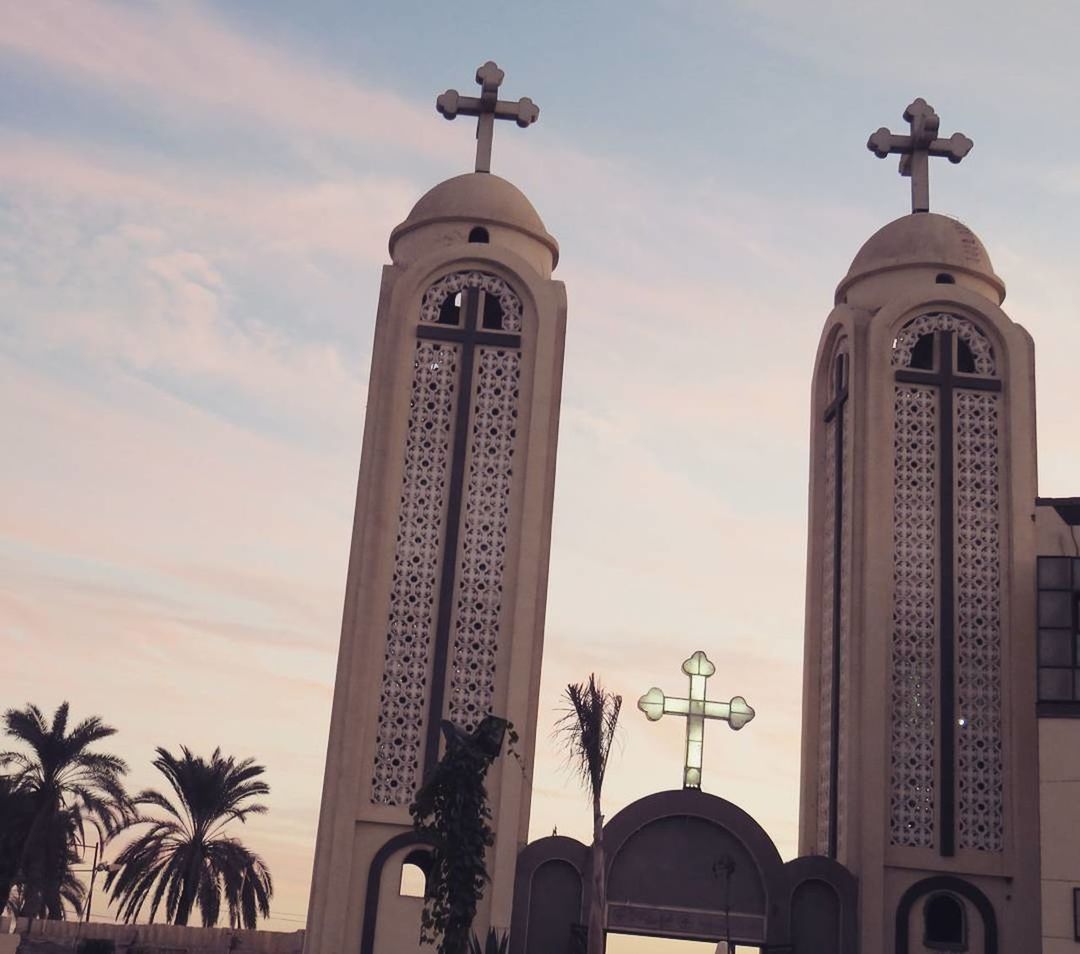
[305,66,565,954]
[799,208,1042,952]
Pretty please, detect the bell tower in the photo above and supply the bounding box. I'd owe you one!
[305,63,566,954]
[799,99,1041,952]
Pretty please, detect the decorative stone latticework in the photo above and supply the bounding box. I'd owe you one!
[420,271,523,332]
[371,340,459,806]
[890,384,938,848]
[371,270,525,803]
[447,346,521,731]
[888,313,1004,852]
[891,312,994,374]
[955,388,1003,851]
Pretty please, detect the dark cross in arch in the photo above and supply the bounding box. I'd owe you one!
[418,285,521,777]
[437,61,540,173]
[868,98,973,213]
[822,351,849,859]
[895,329,1001,857]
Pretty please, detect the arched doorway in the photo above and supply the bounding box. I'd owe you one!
[511,789,857,953]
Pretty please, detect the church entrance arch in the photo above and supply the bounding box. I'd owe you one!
[511,789,857,953]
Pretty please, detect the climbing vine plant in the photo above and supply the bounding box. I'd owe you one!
[410,715,519,954]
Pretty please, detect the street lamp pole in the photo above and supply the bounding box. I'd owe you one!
[712,855,736,954]
[71,840,111,923]
[85,841,99,923]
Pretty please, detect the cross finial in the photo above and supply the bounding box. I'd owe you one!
[637,650,755,789]
[435,61,540,173]
[867,98,973,213]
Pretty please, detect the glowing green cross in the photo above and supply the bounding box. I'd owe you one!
[637,650,755,789]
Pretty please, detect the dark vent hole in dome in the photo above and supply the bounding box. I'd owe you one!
[468,226,490,243]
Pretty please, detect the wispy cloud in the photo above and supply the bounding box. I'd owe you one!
[7,1,1080,943]
[2,1,440,157]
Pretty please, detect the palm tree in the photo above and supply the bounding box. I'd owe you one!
[0,702,130,919]
[556,675,622,954]
[5,845,87,919]
[105,746,273,929]
[0,774,34,914]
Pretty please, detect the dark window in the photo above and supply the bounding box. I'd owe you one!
[1037,556,1080,710]
[1073,886,1080,941]
[924,893,966,950]
[956,337,977,374]
[481,292,505,330]
[468,226,490,243]
[436,290,463,325]
[910,333,935,370]
[936,273,956,284]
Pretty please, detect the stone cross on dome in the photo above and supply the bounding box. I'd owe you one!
[637,650,755,790]
[867,98,973,213]
[436,61,540,174]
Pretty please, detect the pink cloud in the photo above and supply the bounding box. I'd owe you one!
[3,1,441,156]
[0,136,417,266]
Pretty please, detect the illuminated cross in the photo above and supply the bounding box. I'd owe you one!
[867,98,973,213]
[637,651,755,790]
[436,61,540,174]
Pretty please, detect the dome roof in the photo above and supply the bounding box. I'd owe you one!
[389,172,558,264]
[836,212,1004,303]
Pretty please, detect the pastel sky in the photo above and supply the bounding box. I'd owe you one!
[4,1,1080,948]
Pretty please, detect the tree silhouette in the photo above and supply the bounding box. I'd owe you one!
[105,746,272,929]
[0,702,129,919]
[557,676,621,954]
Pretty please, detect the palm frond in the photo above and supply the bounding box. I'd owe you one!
[556,674,622,800]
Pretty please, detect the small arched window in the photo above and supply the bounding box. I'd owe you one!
[468,226,490,243]
[399,849,432,898]
[419,271,524,334]
[890,312,996,376]
[900,326,981,373]
[936,273,956,284]
[924,893,966,950]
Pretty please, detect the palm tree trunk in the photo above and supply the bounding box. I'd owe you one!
[175,886,193,925]
[0,830,28,915]
[587,796,605,954]
[174,847,202,927]
[15,805,51,920]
